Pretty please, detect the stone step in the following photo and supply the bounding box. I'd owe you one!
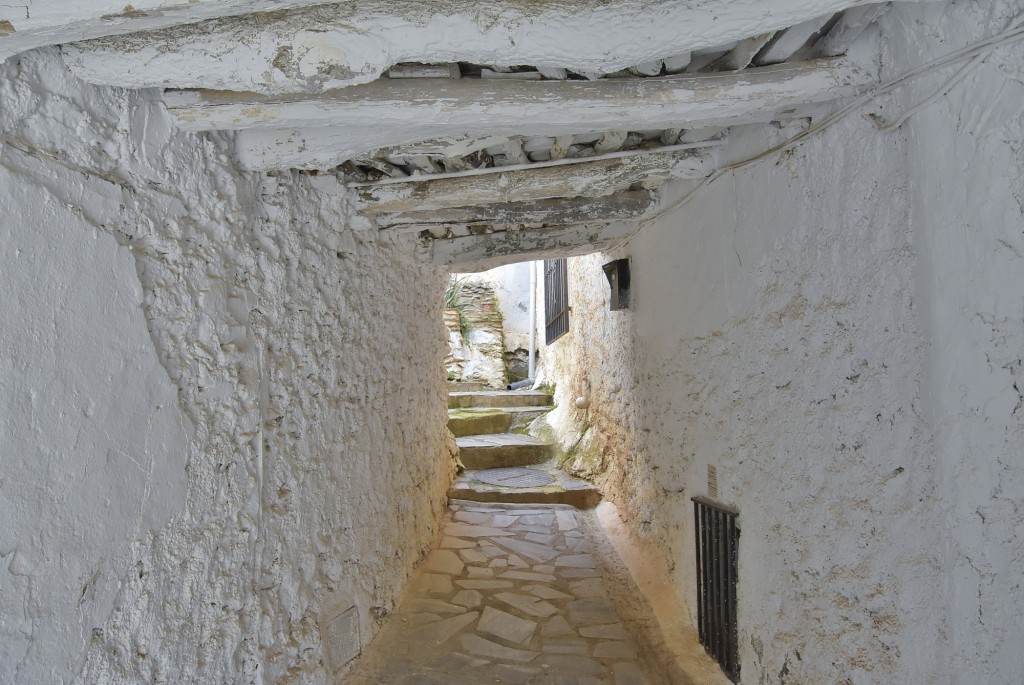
[456,433,551,469]
[448,466,601,509]
[449,390,552,410]
[447,407,549,438]
[446,381,489,393]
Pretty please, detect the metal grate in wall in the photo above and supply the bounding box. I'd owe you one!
[693,496,740,682]
[544,257,570,344]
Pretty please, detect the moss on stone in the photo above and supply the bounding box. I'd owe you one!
[447,408,507,420]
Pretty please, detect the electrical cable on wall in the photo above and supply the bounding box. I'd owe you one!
[610,14,1024,253]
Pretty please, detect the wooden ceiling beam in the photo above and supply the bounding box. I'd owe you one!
[755,14,839,65]
[164,57,874,134]
[166,55,875,169]
[426,222,639,272]
[375,191,656,230]
[354,148,715,214]
[807,3,891,58]
[53,0,926,91]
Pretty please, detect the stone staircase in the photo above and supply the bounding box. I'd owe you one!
[446,383,601,509]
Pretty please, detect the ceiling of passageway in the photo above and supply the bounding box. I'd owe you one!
[1,0,931,270]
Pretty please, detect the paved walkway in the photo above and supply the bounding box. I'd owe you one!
[346,501,666,684]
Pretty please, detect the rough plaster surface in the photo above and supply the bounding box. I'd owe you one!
[539,2,1024,672]
[538,253,637,484]
[0,50,452,684]
[58,0,903,94]
[884,1,1024,680]
[547,115,946,683]
[0,162,191,683]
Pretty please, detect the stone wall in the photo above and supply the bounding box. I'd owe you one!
[448,279,508,389]
[0,50,452,684]
[540,3,1024,680]
[463,264,534,354]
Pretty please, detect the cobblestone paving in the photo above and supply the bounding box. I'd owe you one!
[346,501,661,685]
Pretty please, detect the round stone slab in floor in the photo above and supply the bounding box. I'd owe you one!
[475,468,556,488]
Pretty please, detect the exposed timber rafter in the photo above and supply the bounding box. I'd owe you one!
[807,2,891,57]
[165,54,876,170]
[426,222,641,272]
[52,0,934,93]
[374,191,656,231]
[715,33,776,71]
[163,57,875,133]
[0,0,342,62]
[353,146,717,214]
[755,13,839,65]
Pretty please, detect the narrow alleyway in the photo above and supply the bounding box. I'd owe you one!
[345,500,667,684]
[343,384,671,683]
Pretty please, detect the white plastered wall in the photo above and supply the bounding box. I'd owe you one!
[885,0,1024,679]
[0,154,191,684]
[0,50,452,683]
[545,110,946,682]
[539,2,1024,681]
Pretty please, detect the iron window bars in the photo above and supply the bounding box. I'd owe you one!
[693,496,740,682]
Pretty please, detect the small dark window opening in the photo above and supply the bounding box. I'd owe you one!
[544,258,570,344]
[603,258,631,310]
[693,496,740,682]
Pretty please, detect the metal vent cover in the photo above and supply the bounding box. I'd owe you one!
[707,464,719,499]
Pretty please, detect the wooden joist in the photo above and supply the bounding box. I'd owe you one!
[169,54,872,152]
[166,57,873,133]
[755,14,839,65]
[387,63,461,79]
[57,0,924,92]
[808,3,890,57]
[716,33,775,71]
[353,148,715,214]
[427,222,639,271]
[686,45,738,72]
[374,191,656,231]
[169,56,874,170]
[0,0,340,62]
[367,135,514,161]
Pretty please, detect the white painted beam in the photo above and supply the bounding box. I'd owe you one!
[165,57,873,133]
[429,222,640,272]
[167,55,876,169]
[0,0,347,63]
[375,191,656,230]
[755,14,837,65]
[58,0,931,94]
[717,33,775,71]
[387,63,461,79]
[354,148,715,214]
[686,44,737,72]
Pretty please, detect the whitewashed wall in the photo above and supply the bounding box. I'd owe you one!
[886,1,1024,679]
[0,51,452,684]
[0,158,192,685]
[545,110,945,683]
[539,2,1024,681]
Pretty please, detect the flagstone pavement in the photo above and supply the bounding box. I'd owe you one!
[344,500,668,685]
